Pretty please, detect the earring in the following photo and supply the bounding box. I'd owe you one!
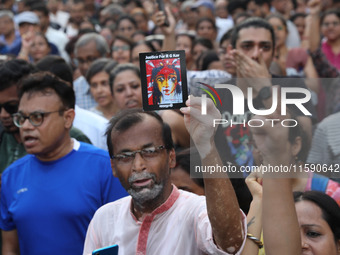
[295,156,302,165]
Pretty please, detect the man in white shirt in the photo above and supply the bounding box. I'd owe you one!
[73,33,110,110]
[83,99,247,255]
[47,0,70,30]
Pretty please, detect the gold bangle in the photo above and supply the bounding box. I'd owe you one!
[246,233,263,249]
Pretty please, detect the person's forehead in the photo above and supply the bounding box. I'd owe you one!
[295,200,325,225]
[132,44,151,54]
[324,13,340,20]
[19,22,37,27]
[216,0,227,7]
[0,15,12,21]
[247,1,256,7]
[272,0,288,3]
[268,17,284,25]
[112,116,163,150]
[220,39,229,47]
[114,39,128,45]
[237,27,272,44]
[114,70,139,85]
[294,16,305,22]
[76,41,101,57]
[20,90,61,106]
[33,10,44,16]
[0,85,19,103]
[199,20,213,27]
[119,19,134,26]
[177,34,191,42]
[91,71,109,82]
[72,3,85,10]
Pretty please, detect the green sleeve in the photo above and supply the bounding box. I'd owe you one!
[70,127,92,144]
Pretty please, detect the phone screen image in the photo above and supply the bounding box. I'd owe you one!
[92,244,119,255]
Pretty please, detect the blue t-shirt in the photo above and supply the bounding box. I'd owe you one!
[0,141,128,255]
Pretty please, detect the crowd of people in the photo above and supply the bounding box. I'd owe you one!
[0,0,340,254]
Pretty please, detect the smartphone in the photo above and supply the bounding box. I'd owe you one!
[92,244,119,255]
[156,0,169,27]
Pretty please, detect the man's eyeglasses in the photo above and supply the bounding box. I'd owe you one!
[0,100,19,114]
[76,57,97,65]
[12,110,65,128]
[112,45,130,51]
[112,145,166,164]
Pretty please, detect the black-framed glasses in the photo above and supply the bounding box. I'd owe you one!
[0,100,19,114]
[112,145,166,164]
[12,110,65,128]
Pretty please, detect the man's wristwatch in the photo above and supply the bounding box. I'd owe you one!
[258,86,272,100]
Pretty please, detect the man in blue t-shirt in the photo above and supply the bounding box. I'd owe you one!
[0,72,127,255]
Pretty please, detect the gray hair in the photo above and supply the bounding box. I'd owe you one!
[74,33,110,57]
[0,10,14,20]
[101,4,124,17]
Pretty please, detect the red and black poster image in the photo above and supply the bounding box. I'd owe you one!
[139,50,188,111]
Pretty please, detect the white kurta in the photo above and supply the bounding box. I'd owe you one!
[83,185,246,255]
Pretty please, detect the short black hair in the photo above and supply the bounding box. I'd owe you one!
[113,34,134,45]
[122,0,142,8]
[19,72,75,110]
[73,0,85,5]
[195,17,217,32]
[235,11,251,23]
[220,28,234,46]
[321,8,340,24]
[196,49,220,70]
[109,63,140,94]
[106,108,174,158]
[31,2,49,17]
[117,15,138,29]
[192,37,214,51]
[231,17,275,55]
[227,0,247,15]
[266,13,288,31]
[131,40,156,53]
[294,191,340,242]
[176,32,195,45]
[85,58,117,85]
[35,56,74,86]
[254,0,271,6]
[0,59,35,92]
[132,30,147,40]
[290,12,306,23]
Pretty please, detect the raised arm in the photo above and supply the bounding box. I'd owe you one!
[181,96,244,254]
[250,110,301,255]
[306,0,339,78]
[307,0,321,53]
[153,4,176,51]
[241,171,263,255]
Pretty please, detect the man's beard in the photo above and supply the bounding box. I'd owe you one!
[127,172,164,208]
